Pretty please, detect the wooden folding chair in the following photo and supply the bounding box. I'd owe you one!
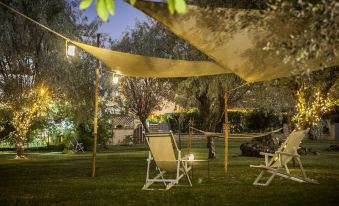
[69,137,84,153]
[142,131,192,190]
[250,128,318,186]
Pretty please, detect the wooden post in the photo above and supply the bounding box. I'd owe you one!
[91,33,100,177]
[287,110,292,133]
[188,117,193,154]
[178,116,181,150]
[224,90,229,173]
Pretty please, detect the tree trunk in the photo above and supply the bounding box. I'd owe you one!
[15,133,26,159]
[198,94,219,159]
[207,137,216,159]
[140,117,149,134]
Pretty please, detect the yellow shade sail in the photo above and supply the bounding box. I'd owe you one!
[0,1,231,78]
[70,41,231,78]
[131,1,339,82]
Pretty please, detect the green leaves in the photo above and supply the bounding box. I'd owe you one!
[80,0,113,21]
[174,0,186,14]
[129,0,136,5]
[168,0,187,14]
[80,0,187,21]
[167,0,175,14]
[80,0,93,10]
[105,0,115,15]
[96,0,109,21]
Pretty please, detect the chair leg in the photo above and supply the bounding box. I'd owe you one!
[142,170,168,190]
[142,154,153,190]
[295,157,318,184]
[165,181,176,190]
[253,171,265,185]
[264,171,277,186]
[296,157,307,179]
[284,163,290,174]
[157,167,167,187]
[180,161,192,187]
[253,169,278,186]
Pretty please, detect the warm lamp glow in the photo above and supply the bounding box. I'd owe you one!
[67,45,76,56]
[188,154,195,161]
[40,88,45,95]
[112,74,119,84]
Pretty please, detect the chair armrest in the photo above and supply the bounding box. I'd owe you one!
[259,152,275,157]
[276,152,300,157]
[259,152,275,166]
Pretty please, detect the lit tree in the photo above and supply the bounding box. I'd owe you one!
[0,0,101,156]
[7,86,51,159]
[295,81,339,129]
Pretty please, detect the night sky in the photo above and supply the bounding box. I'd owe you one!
[83,0,148,40]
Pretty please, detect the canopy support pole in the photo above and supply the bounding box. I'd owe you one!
[224,90,229,173]
[178,115,181,150]
[91,33,100,177]
[188,117,193,154]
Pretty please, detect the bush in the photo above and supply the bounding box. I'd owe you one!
[47,143,66,151]
[309,120,327,140]
[120,135,134,145]
[159,109,282,133]
[245,110,281,132]
[77,121,110,151]
[166,112,202,133]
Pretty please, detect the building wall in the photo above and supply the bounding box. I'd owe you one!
[107,129,134,145]
[330,123,339,140]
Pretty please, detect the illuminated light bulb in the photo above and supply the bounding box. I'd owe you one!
[188,154,195,161]
[112,74,119,84]
[67,45,76,56]
[40,89,45,94]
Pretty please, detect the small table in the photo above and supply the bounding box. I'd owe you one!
[188,159,210,181]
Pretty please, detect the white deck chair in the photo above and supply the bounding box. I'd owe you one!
[69,137,84,153]
[250,128,318,186]
[142,131,192,190]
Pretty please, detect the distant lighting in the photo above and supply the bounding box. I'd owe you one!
[112,74,119,84]
[188,154,195,161]
[67,45,76,56]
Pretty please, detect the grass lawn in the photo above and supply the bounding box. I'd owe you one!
[1,139,339,206]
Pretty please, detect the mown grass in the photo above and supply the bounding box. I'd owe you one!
[0,139,339,206]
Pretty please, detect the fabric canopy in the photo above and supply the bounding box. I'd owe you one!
[70,41,230,78]
[131,1,339,82]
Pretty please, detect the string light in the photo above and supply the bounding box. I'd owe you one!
[112,74,120,84]
[295,85,337,128]
[66,41,76,57]
[10,86,51,158]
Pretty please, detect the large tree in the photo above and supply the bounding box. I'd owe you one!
[293,68,339,129]
[111,20,185,132]
[0,0,101,157]
[176,74,250,158]
[120,77,171,133]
